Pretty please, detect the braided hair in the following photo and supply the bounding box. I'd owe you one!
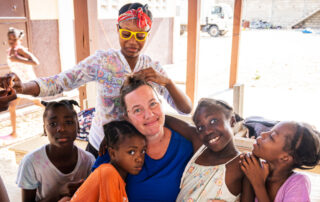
[42,99,79,120]
[103,120,146,149]
[283,122,320,170]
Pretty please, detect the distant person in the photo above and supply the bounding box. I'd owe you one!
[6,27,42,139]
[16,100,95,202]
[166,98,253,201]
[240,121,320,201]
[70,121,147,201]
[0,3,192,156]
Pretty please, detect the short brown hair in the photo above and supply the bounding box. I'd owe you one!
[120,74,158,116]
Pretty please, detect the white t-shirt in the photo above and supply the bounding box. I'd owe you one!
[16,145,95,201]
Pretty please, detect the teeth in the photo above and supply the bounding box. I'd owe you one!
[209,136,220,144]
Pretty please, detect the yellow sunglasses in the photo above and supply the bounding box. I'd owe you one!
[119,28,149,42]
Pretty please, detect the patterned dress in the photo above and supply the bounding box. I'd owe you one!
[176,145,240,202]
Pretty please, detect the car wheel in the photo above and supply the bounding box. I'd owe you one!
[208,25,220,37]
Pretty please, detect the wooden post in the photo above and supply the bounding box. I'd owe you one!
[233,83,244,117]
[186,0,201,105]
[73,0,90,110]
[229,0,243,88]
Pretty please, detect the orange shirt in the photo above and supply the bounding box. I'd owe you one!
[71,164,127,202]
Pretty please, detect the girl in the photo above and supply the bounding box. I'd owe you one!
[70,120,147,201]
[240,121,320,202]
[16,100,95,202]
[1,3,192,156]
[166,98,252,202]
[6,27,42,138]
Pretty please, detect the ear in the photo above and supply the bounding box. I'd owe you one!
[123,113,130,122]
[108,147,116,160]
[116,24,120,32]
[230,115,236,127]
[43,125,47,136]
[279,153,293,164]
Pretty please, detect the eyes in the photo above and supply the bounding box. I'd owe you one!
[196,119,217,133]
[131,101,160,116]
[47,120,75,128]
[128,149,146,155]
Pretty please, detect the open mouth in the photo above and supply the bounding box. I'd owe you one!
[208,136,220,144]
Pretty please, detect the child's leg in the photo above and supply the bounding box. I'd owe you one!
[31,98,43,108]
[8,97,21,137]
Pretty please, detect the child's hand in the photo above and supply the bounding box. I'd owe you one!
[0,73,23,93]
[58,196,71,202]
[9,55,19,62]
[135,68,170,87]
[60,179,84,197]
[239,153,269,187]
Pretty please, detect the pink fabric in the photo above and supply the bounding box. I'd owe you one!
[255,172,311,202]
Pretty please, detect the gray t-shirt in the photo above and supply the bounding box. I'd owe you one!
[16,145,95,201]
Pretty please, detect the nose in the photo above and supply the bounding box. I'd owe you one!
[144,108,153,119]
[260,131,269,139]
[127,34,138,44]
[56,124,65,132]
[135,153,144,164]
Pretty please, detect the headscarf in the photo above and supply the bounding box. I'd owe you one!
[118,5,152,30]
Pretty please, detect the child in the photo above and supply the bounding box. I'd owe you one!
[166,98,252,202]
[6,27,42,138]
[70,120,147,202]
[240,121,320,202]
[16,100,95,202]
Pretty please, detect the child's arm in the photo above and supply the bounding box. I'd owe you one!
[22,189,38,202]
[240,154,270,202]
[240,176,254,202]
[9,48,39,66]
[0,176,9,202]
[165,115,202,152]
[135,68,192,114]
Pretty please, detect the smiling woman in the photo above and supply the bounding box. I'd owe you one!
[93,75,194,202]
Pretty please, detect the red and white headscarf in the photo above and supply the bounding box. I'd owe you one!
[118,7,152,30]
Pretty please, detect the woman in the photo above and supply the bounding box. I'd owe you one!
[93,75,193,202]
[0,3,192,157]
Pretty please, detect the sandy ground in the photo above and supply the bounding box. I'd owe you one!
[1,29,320,201]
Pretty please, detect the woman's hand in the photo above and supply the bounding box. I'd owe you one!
[135,68,170,87]
[239,153,269,188]
[98,137,108,156]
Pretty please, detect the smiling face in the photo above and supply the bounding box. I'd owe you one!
[118,19,149,58]
[253,122,296,162]
[194,106,234,152]
[124,85,164,139]
[109,135,147,179]
[44,106,78,148]
[8,33,20,48]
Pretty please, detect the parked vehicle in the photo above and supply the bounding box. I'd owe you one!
[177,0,233,37]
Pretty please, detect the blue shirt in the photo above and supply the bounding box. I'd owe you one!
[93,128,193,202]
